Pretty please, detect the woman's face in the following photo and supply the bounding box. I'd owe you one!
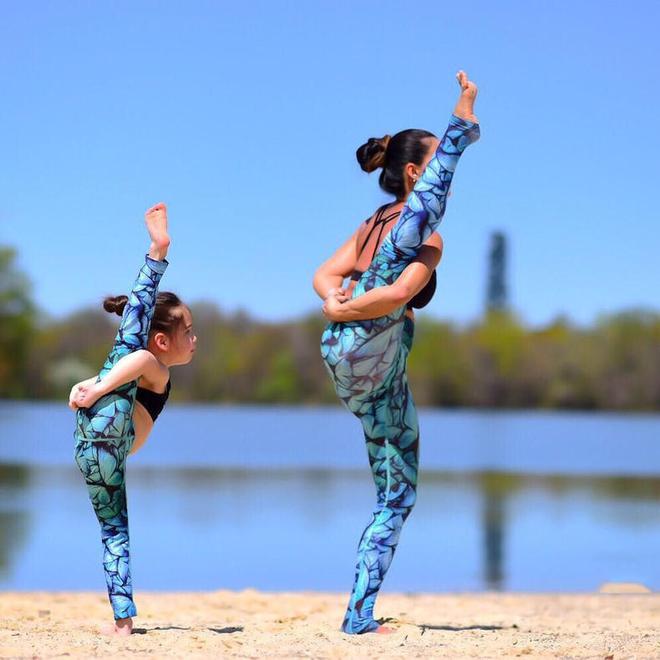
[419,137,440,172]
[403,137,440,198]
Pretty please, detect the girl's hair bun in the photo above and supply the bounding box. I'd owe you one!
[103,295,128,316]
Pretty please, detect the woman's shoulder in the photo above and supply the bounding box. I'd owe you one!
[424,231,443,249]
[360,201,401,229]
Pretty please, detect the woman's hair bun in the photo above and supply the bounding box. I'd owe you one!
[103,295,128,316]
[356,135,391,173]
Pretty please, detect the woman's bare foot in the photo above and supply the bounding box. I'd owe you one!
[453,70,479,123]
[375,624,395,634]
[102,616,133,636]
[145,202,171,261]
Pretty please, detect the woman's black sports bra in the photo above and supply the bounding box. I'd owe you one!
[135,380,171,422]
[350,203,437,310]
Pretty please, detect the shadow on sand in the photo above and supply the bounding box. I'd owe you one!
[132,625,244,635]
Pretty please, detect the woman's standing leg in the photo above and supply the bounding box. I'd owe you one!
[342,340,420,633]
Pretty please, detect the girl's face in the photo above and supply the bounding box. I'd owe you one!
[170,306,197,365]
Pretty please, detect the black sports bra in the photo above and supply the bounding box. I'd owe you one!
[350,203,437,310]
[135,380,171,422]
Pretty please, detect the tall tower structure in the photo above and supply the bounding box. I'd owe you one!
[486,232,508,312]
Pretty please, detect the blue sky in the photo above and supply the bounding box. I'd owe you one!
[1,0,659,326]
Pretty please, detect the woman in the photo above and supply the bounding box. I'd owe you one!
[69,203,197,635]
[314,71,480,634]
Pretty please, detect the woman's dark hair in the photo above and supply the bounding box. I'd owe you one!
[103,291,185,337]
[356,129,436,199]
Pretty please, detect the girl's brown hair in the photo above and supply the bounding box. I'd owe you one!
[103,291,184,337]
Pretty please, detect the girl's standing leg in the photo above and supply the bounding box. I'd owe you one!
[75,438,133,620]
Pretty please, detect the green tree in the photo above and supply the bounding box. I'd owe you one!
[0,247,35,397]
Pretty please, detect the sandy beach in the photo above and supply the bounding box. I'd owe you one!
[1,590,659,658]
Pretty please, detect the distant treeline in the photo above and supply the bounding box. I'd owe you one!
[2,246,660,410]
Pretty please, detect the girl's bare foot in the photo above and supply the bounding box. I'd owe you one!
[145,202,171,261]
[453,70,479,124]
[102,616,133,636]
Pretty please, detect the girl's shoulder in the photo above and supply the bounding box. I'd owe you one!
[137,353,169,393]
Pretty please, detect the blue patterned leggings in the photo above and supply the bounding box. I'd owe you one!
[321,115,479,633]
[74,255,167,620]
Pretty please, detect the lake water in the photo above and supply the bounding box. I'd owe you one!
[2,402,660,593]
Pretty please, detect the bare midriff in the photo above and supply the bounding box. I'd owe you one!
[130,400,154,454]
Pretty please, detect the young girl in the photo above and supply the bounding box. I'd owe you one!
[314,72,480,634]
[68,202,196,635]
